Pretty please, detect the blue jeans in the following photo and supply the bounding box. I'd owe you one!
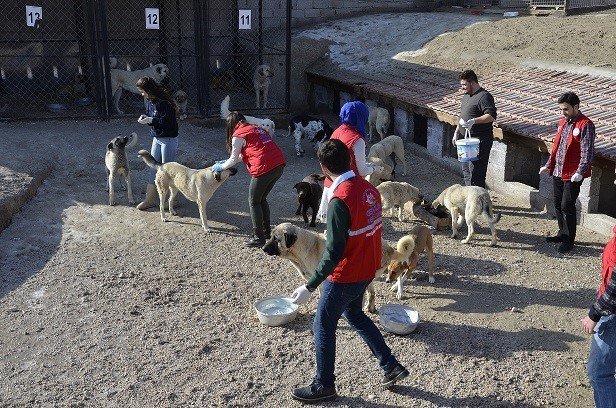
[313,279,399,388]
[588,315,616,408]
[148,137,179,183]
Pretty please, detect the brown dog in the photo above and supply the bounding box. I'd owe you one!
[386,225,435,300]
[293,174,325,227]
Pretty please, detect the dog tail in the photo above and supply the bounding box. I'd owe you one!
[395,235,416,260]
[126,132,138,149]
[220,95,231,119]
[480,193,501,224]
[109,57,118,69]
[138,149,161,170]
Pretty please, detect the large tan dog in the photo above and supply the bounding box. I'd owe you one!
[376,181,423,222]
[368,135,408,177]
[386,225,435,300]
[253,64,274,108]
[365,156,393,186]
[105,132,138,206]
[262,222,398,313]
[220,95,275,136]
[432,184,501,246]
[138,150,238,232]
[368,106,390,143]
[110,62,169,114]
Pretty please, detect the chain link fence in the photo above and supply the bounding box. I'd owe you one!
[0,0,291,121]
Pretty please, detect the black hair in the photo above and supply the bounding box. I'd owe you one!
[136,76,176,110]
[225,111,246,153]
[317,139,350,175]
[459,69,479,83]
[558,92,580,107]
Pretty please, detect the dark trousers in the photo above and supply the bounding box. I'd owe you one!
[553,176,582,242]
[462,136,494,188]
[248,165,284,232]
[313,279,399,387]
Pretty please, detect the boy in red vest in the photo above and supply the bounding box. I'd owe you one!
[540,92,595,253]
[289,139,408,403]
[582,226,616,408]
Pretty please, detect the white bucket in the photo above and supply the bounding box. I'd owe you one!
[456,127,480,162]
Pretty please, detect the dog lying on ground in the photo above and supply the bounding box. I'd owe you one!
[386,225,435,300]
[173,90,188,120]
[377,181,423,222]
[138,150,238,232]
[263,222,401,313]
[57,73,87,98]
[220,95,275,137]
[105,132,138,206]
[368,106,390,143]
[110,61,169,114]
[365,157,393,186]
[254,64,274,108]
[368,135,408,177]
[432,184,501,246]
[293,174,325,227]
[288,115,334,157]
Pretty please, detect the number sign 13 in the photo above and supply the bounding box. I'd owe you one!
[26,5,42,27]
[145,8,160,30]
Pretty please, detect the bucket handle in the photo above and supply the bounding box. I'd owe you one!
[459,118,473,139]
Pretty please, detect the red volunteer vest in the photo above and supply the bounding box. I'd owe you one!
[597,226,616,300]
[233,122,285,177]
[328,176,382,283]
[547,114,593,181]
[324,124,361,188]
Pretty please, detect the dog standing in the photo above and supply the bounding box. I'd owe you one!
[368,135,408,177]
[105,132,138,206]
[376,181,423,222]
[288,115,334,157]
[365,156,393,186]
[220,95,275,137]
[173,90,188,120]
[253,64,273,108]
[432,184,501,246]
[293,174,325,227]
[368,106,391,143]
[110,61,169,114]
[386,225,435,300]
[137,150,238,232]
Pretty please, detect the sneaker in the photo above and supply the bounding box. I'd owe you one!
[546,235,564,243]
[558,240,574,253]
[382,364,409,388]
[244,236,266,248]
[291,381,337,403]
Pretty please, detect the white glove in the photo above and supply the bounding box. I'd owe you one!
[372,165,384,174]
[290,285,312,305]
[539,166,549,175]
[459,118,475,129]
[571,173,583,182]
[138,115,153,125]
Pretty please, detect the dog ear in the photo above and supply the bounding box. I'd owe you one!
[310,173,326,182]
[156,65,163,74]
[283,232,297,249]
[293,182,301,191]
[107,142,114,150]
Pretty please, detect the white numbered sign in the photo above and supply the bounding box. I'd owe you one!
[239,10,251,30]
[145,8,160,30]
[26,6,42,27]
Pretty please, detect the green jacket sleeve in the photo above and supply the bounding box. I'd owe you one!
[306,198,350,290]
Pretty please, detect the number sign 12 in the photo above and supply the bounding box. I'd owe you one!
[145,8,160,30]
[239,10,251,30]
[26,5,42,27]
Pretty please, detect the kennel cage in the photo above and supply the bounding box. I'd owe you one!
[0,0,292,120]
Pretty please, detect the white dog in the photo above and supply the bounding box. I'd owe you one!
[432,184,501,246]
[253,64,273,108]
[173,90,188,120]
[368,106,390,143]
[109,61,169,114]
[220,95,275,136]
[368,135,408,177]
[377,181,423,222]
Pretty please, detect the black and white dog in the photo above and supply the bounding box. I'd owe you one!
[288,115,334,157]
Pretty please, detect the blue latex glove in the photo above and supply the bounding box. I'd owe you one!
[211,163,224,173]
[215,160,226,165]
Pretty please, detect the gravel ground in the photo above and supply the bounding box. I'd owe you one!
[0,118,609,407]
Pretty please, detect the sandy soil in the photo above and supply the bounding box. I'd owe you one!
[0,118,609,407]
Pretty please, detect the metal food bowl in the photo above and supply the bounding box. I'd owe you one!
[254,295,298,326]
[47,103,69,113]
[75,96,93,106]
[379,304,419,335]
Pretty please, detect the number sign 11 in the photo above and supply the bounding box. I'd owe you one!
[145,8,160,30]
[26,5,42,27]
[239,10,251,30]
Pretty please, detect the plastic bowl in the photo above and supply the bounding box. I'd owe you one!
[379,304,419,335]
[75,96,93,106]
[47,103,69,113]
[254,295,298,326]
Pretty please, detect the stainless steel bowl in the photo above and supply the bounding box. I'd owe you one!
[47,103,69,113]
[254,295,298,326]
[379,304,419,335]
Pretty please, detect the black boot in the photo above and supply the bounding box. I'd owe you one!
[245,228,265,248]
[291,381,337,403]
[382,364,409,388]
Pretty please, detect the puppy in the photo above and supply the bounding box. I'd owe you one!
[253,64,273,108]
[288,115,334,157]
[365,156,393,186]
[368,106,390,143]
[293,174,325,227]
[263,222,393,313]
[57,73,87,98]
[368,135,408,177]
[432,184,501,246]
[110,62,169,114]
[220,95,275,137]
[173,90,188,120]
[137,150,238,232]
[386,225,435,300]
[211,69,235,90]
[105,132,138,206]
[376,181,423,222]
